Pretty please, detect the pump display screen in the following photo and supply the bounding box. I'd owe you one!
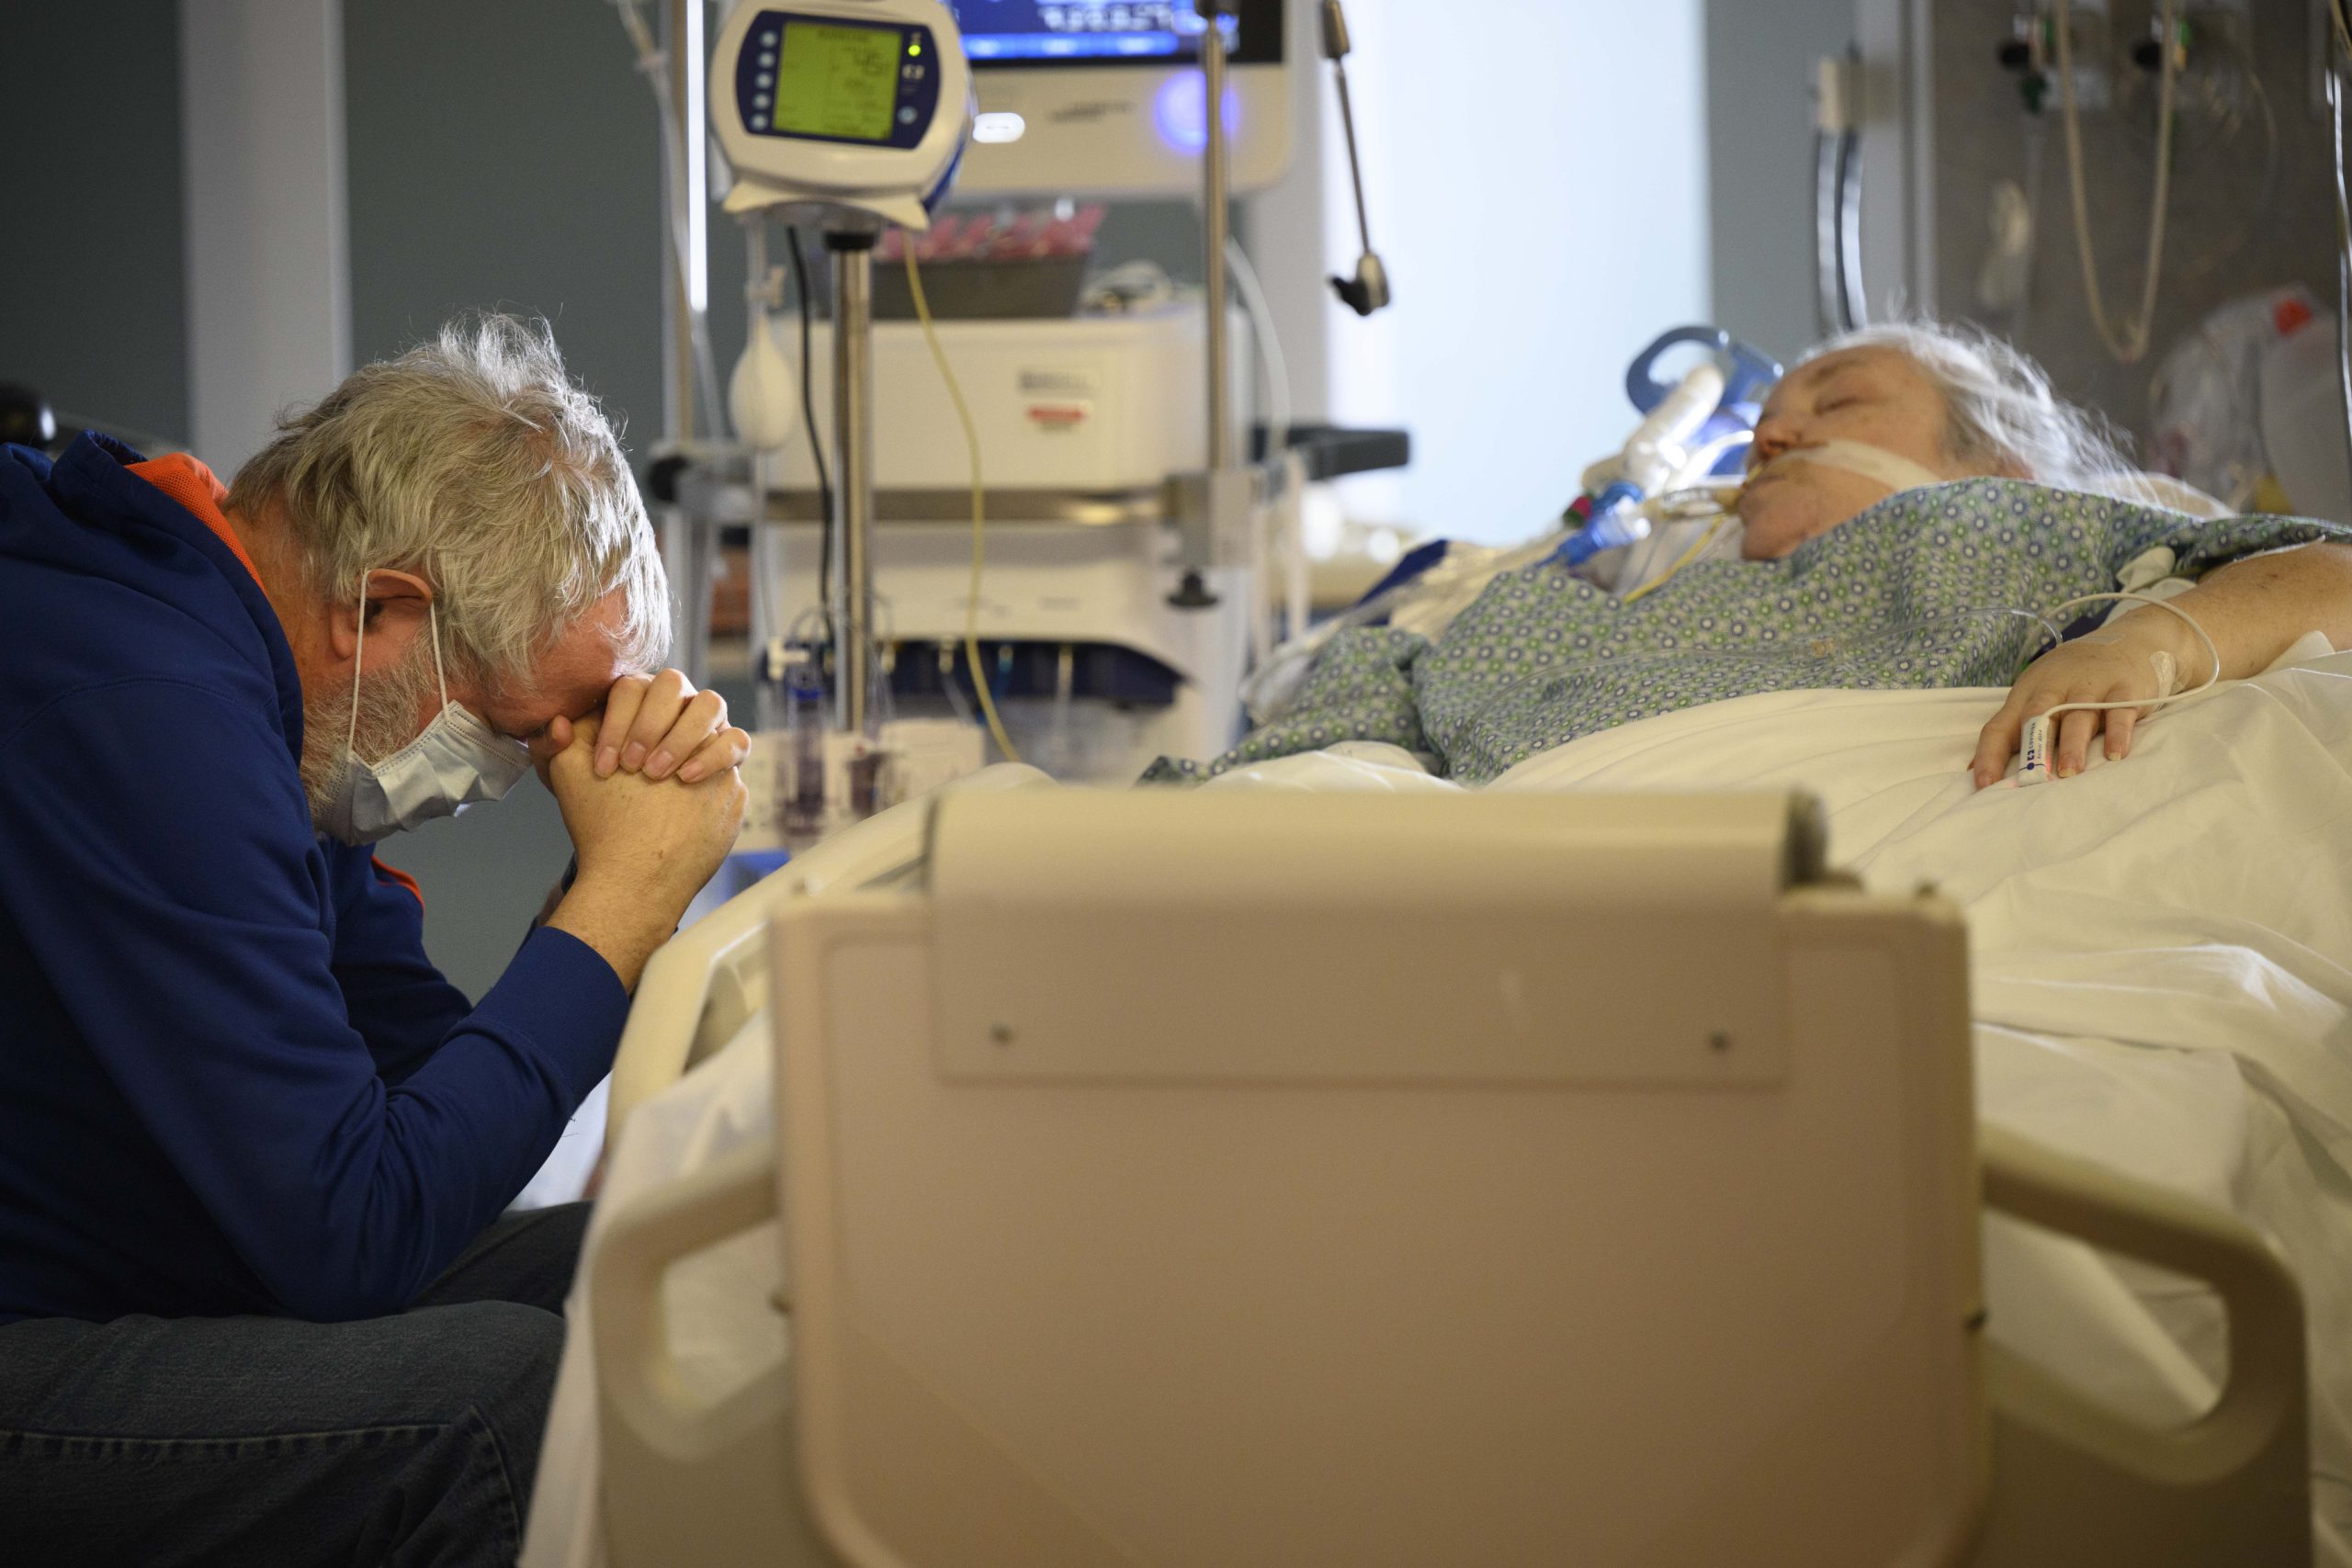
[947,1,1278,66]
[773,21,903,141]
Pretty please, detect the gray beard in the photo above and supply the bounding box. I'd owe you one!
[300,637,441,832]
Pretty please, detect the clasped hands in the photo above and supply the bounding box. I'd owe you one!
[527,669,751,786]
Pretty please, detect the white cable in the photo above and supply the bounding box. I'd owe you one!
[2053,0,2180,367]
[2330,62,2352,501]
[1221,237,1291,461]
[2017,591,2220,784]
[1223,236,1294,664]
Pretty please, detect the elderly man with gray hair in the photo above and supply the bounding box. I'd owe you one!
[0,316,748,1564]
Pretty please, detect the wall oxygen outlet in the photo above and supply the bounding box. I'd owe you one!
[2014,0,2114,113]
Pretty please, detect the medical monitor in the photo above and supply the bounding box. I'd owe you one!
[712,3,970,227]
[944,0,1293,197]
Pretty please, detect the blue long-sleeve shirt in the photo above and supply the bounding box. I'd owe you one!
[0,434,629,1325]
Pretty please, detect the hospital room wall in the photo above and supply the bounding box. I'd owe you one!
[1308,0,1715,547]
[1922,0,2340,441]
[0,1,190,447]
[1703,0,1868,365]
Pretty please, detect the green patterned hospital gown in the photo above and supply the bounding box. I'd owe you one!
[1155,479,2345,785]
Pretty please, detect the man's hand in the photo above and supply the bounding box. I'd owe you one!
[526,670,750,786]
[1970,629,2174,788]
[598,670,750,783]
[541,716,748,989]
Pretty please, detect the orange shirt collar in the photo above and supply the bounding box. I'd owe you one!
[127,453,264,587]
[126,452,425,909]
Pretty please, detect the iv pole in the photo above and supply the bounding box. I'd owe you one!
[1203,0,1235,482]
[1165,0,1253,612]
[1179,0,1389,612]
[829,231,880,735]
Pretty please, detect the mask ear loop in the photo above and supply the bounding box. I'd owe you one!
[427,596,449,713]
[349,573,451,763]
[346,570,369,763]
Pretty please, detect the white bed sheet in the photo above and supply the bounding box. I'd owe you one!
[1498,642,2352,1541]
[526,645,2352,1566]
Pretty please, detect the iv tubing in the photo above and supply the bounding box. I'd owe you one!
[1224,236,1297,661]
[2331,62,2352,497]
[1619,515,1732,606]
[2053,0,2180,367]
[902,247,1022,765]
[1222,238,1291,470]
[2024,591,2221,761]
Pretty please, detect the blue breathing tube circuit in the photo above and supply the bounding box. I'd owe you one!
[1623,327,1783,457]
[1556,327,1782,568]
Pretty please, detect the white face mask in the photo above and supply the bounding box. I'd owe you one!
[316,578,533,846]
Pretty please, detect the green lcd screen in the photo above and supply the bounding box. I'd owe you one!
[774,21,902,142]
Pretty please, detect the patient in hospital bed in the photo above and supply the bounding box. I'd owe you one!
[1153,321,2352,787]
[527,326,2352,1564]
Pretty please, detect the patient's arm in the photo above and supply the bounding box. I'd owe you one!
[1147,626,1435,783]
[1971,541,2352,787]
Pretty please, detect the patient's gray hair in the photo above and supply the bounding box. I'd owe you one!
[230,313,669,688]
[1805,321,2135,494]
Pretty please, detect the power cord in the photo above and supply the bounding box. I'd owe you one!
[900,247,1022,765]
[783,229,835,649]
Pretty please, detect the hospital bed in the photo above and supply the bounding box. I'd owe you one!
[554,773,2316,1568]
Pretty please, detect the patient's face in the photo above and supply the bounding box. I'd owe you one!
[1737,348,1988,560]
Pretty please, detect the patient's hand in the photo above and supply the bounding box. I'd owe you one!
[1973,541,2352,788]
[1970,624,2177,789]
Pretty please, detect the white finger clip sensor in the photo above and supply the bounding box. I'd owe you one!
[2018,714,2054,786]
[2010,592,2220,791]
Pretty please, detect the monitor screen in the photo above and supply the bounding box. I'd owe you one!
[774,20,905,142]
[948,1,1277,67]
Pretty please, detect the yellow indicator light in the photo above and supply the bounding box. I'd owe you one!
[909,40,922,56]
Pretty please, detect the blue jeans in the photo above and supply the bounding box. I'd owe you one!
[0,1202,589,1567]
